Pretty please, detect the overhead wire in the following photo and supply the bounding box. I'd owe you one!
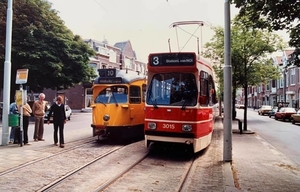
[166,0,181,52]
[93,0,107,11]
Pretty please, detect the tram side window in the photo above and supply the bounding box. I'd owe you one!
[200,71,209,106]
[130,86,141,104]
[142,84,147,102]
[208,75,217,105]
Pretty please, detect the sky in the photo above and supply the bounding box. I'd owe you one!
[47,0,289,62]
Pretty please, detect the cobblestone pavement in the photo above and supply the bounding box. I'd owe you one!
[1,116,300,191]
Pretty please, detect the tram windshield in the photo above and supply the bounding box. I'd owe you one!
[94,86,128,104]
[147,73,198,107]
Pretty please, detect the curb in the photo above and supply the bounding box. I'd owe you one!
[224,162,241,192]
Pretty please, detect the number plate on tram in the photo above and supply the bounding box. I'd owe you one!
[162,123,175,129]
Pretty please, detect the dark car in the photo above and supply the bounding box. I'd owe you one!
[268,107,278,118]
[274,107,297,121]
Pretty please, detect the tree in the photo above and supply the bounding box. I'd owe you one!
[0,0,96,101]
[232,0,300,65]
[204,15,282,130]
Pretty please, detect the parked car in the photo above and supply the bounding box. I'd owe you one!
[236,104,245,109]
[44,104,72,123]
[268,107,278,118]
[258,105,272,115]
[291,110,300,124]
[274,107,297,121]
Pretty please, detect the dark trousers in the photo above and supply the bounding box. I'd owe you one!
[34,116,44,140]
[53,121,64,144]
[23,116,30,144]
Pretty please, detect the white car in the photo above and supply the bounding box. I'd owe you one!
[44,104,72,123]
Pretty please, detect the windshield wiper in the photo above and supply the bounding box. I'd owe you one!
[153,98,158,109]
[181,91,195,110]
[111,92,118,106]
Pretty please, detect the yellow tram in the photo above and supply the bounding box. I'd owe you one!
[90,68,146,140]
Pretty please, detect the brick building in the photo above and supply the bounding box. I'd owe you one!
[243,49,300,109]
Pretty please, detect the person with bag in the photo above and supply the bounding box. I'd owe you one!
[9,102,19,144]
[47,96,67,148]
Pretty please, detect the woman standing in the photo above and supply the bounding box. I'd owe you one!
[47,96,66,148]
[19,100,32,145]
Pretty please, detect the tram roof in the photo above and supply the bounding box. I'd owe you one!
[94,69,145,84]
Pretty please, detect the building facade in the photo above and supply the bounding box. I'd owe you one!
[38,39,147,110]
[243,49,300,109]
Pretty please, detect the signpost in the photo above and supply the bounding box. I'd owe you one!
[15,69,29,147]
[223,0,232,162]
[2,0,13,146]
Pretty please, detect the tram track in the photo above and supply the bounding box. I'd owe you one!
[34,140,149,192]
[100,143,206,192]
[178,156,198,192]
[38,146,126,192]
[0,138,135,192]
[0,137,96,177]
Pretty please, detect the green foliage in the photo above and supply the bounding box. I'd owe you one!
[204,15,283,89]
[0,0,96,94]
[232,0,300,65]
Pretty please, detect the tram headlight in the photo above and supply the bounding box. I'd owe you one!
[148,122,157,130]
[182,124,192,132]
[103,114,110,121]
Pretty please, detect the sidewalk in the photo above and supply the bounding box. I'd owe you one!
[228,119,300,191]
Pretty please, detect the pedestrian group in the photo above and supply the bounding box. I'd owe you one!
[8,93,67,148]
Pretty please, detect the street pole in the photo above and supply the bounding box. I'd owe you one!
[283,68,286,104]
[2,0,13,146]
[223,0,232,162]
[19,85,24,147]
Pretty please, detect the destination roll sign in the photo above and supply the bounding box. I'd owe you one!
[97,69,122,84]
[149,53,196,67]
[98,68,116,77]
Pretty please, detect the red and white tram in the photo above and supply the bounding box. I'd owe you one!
[144,52,217,153]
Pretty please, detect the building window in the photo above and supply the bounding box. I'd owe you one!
[286,71,289,87]
[298,67,300,83]
[291,68,295,85]
[279,76,284,88]
[124,57,131,69]
[109,50,117,63]
[272,80,276,88]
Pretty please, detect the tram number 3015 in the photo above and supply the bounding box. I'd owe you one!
[162,123,175,129]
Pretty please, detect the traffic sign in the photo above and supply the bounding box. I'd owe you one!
[16,69,28,84]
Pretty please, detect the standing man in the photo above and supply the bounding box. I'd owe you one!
[47,96,66,148]
[32,93,46,141]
